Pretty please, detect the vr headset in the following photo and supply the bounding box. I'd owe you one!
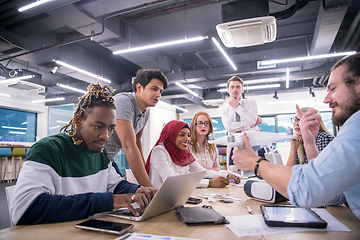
[244,179,288,203]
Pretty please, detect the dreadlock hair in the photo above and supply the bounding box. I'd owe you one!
[60,83,115,145]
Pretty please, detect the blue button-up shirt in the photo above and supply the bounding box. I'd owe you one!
[288,110,360,219]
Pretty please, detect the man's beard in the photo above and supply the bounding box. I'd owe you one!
[332,88,360,127]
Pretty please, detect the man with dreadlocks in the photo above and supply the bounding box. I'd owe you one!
[10,83,156,225]
[105,68,168,187]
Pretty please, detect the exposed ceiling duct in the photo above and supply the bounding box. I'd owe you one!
[0,0,359,107]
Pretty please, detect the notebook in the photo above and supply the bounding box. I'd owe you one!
[107,171,206,221]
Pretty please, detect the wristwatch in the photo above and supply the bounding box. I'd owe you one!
[254,157,269,180]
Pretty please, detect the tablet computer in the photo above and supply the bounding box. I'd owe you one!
[75,219,134,235]
[260,204,327,229]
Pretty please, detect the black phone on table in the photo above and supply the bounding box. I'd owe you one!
[75,219,134,235]
[186,197,202,204]
[260,204,327,229]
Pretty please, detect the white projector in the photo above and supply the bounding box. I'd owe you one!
[216,16,276,48]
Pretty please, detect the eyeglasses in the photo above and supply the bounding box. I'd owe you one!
[290,117,300,124]
[195,121,210,127]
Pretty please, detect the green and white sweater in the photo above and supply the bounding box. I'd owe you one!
[10,133,139,225]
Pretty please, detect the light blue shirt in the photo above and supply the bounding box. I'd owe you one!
[288,110,360,219]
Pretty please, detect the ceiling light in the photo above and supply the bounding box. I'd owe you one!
[18,0,52,12]
[2,126,27,130]
[113,36,208,54]
[56,120,70,124]
[218,84,281,92]
[9,131,26,135]
[211,37,237,71]
[244,84,281,90]
[259,51,356,65]
[32,97,65,103]
[175,82,199,97]
[0,75,34,85]
[202,99,226,106]
[286,68,290,89]
[50,66,58,74]
[50,125,61,130]
[172,105,188,113]
[0,93,11,97]
[212,119,218,124]
[21,122,27,125]
[54,60,111,83]
[57,83,87,94]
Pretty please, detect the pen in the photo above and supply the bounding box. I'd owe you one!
[245,204,254,214]
[229,178,236,182]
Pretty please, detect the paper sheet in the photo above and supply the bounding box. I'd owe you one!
[225,209,350,237]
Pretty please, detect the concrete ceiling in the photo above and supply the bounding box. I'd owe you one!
[0,0,359,110]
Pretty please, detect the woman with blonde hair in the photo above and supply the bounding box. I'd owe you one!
[286,106,334,166]
[188,111,219,171]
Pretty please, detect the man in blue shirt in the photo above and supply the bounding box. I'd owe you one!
[232,52,360,219]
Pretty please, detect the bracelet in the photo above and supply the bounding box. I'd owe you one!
[254,157,269,180]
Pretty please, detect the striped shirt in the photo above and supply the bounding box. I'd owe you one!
[189,142,220,169]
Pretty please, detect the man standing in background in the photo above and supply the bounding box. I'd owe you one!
[221,76,263,164]
[221,76,262,133]
[105,68,168,187]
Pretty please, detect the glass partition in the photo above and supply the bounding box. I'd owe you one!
[48,104,76,136]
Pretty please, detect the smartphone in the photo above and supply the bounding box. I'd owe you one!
[186,197,202,204]
[75,219,134,235]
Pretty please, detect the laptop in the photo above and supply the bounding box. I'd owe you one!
[107,171,206,221]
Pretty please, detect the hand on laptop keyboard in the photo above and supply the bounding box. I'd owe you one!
[113,188,156,217]
[112,208,145,217]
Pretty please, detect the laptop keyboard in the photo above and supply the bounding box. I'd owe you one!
[112,208,145,216]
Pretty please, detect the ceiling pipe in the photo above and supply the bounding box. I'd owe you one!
[339,10,360,51]
[0,19,106,62]
[0,0,171,62]
[98,0,212,47]
[347,22,360,50]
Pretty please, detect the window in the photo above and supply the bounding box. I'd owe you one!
[0,108,37,142]
[183,117,227,139]
[278,111,335,135]
[48,104,76,136]
[258,116,276,133]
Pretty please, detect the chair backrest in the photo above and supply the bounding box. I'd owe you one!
[12,148,26,157]
[5,185,16,227]
[218,148,227,155]
[0,148,12,157]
